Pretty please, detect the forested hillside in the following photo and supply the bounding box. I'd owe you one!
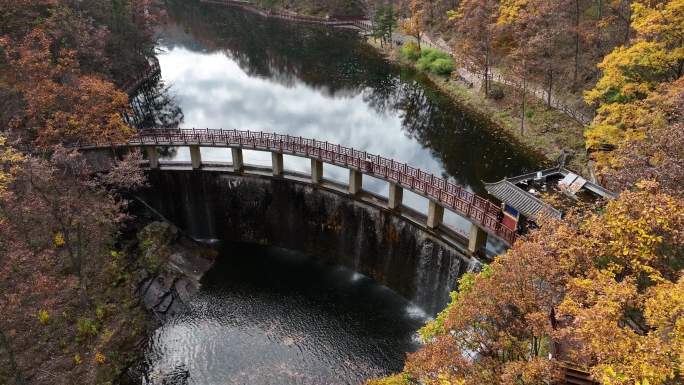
[0,1,154,383]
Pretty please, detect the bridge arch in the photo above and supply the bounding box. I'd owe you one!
[82,129,517,249]
[80,129,517,312]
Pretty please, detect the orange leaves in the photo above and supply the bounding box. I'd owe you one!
[405,225,569,385]
[500,358,563,385]
[405,334,473,385]
[401,0,425,42]
[3,28,133,147]
[38,75,132,147]
[403,185,683,385]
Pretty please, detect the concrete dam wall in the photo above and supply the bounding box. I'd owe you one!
[141,170,481,314]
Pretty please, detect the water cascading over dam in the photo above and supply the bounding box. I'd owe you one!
[141,170,481,314]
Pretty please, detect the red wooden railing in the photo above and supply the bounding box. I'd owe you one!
[85,128,517,245]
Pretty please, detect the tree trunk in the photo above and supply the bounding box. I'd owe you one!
[596,0,604,79]
[484,43,491,96]
[574,0,581,88]
[624,0,632,45]
[521,71,527,136]
[547,69,553,107]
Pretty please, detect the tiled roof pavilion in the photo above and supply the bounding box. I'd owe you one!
[484,154,616,220]
[484,179,563,219]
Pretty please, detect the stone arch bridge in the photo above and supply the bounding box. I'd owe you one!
[80,129,517,255]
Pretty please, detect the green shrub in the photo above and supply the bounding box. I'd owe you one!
[421,47,451,62]
[399,41,421,62]
[429,58,454,75]
[76,318,98,339]
[415,56,432,72]
[95,304,106,320]
[414,47,455,76]
[367,373,412,385]
[488,84,505,100]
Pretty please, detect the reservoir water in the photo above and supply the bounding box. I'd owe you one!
[138,1,543,383]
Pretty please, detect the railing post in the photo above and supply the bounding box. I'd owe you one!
[272,152,284,176]
[189,145,202,169]
[311,159,323,184]
[348,169,362,195]
[427,201,444,229]
[388,182,403,210]
[232,147,244,173]
[468,224,488,254]
[146,146,159,169]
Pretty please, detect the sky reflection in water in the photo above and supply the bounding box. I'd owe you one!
[157,47,440,184]
[145,2,542,235]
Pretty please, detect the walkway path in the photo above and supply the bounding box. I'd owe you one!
[420,34,593,125]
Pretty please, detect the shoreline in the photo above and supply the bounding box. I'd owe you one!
[194,0,589,173]
[367,37,589,174]
[193,0,589,173]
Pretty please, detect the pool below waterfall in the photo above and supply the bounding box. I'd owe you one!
[142,243,428,385]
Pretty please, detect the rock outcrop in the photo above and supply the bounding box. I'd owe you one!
[135,222,217,321]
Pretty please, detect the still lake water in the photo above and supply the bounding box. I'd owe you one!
[138,1,543,384]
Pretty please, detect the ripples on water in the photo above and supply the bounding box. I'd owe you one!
[143,243,429,385]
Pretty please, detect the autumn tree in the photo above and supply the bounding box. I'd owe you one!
[0,1,154,383]
[0,148,145,294]
[0,136,23,195]
[557,182,684,385]
[497,0,574,131]
[451,0,501,96]
[599,77,684,195]
[585,0,684,152]
[372,183,684,385]
[403,219,577,385]
[0,29,133,147]
[401,0,425,47]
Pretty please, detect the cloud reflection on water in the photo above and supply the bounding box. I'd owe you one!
[158,47,442,179]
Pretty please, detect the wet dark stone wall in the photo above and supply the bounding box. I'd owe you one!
[141,170,479,314]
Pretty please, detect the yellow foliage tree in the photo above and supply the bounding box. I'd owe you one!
[401,0,425,47]
[375,183,684,385]
[585,0,684,152]
[558,182,684,385]
[598,77,684,195]
[0,135,24,194]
